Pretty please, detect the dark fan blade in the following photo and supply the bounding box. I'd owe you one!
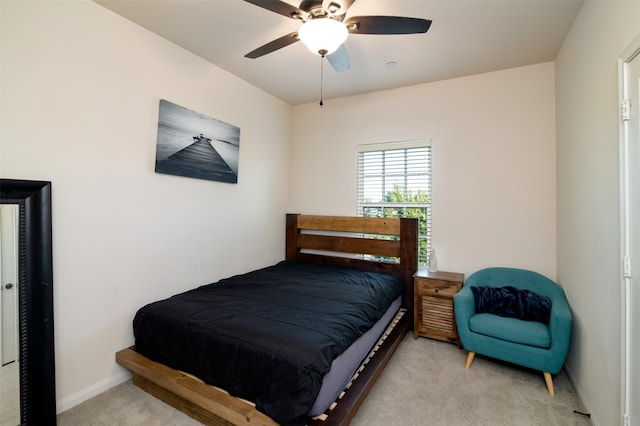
[322,0,356,17]
[243,0,306,20]
[245,32,299,59]
[327,44,350,72]
[344,16,432,35]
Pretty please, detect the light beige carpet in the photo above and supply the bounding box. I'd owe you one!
[1,361,20,426]
[57,334,591,426]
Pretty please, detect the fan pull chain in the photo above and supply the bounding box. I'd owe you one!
[320,57,324,108]
[319,49,328,108]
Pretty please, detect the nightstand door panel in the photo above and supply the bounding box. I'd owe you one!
[421,295,455,334]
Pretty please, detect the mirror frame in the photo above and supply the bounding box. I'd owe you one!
[0,179,55,425]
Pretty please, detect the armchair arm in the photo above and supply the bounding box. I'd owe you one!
[546,294,573,373]
[453,285,476,346]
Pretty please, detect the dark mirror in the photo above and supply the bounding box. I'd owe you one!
[0,179,55,426]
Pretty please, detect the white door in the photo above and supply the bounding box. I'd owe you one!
[622,42,640,426]
[0,205,19,366]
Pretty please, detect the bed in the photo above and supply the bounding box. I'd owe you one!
[116,214,418,425]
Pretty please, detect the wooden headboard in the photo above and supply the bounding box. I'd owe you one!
[285,214,418,315]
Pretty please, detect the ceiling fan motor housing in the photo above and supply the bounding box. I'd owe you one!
[299,0,327,17]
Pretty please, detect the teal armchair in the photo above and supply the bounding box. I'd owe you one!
[453,267,572,395]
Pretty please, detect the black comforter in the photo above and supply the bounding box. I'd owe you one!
[133,261,403,425]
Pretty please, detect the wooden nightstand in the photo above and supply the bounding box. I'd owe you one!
[413,269,465,346]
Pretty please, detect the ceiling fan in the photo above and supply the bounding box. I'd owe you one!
[243,0,432,72]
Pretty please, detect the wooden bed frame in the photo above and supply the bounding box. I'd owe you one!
[116,214,418,425]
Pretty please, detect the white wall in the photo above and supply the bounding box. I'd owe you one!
[289,63,557,279]
[0,0,291,411]
[555,2,640,425]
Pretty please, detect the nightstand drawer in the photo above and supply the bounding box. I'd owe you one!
[416,279,459,298]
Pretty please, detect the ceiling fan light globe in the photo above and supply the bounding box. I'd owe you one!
[298,18,348,56]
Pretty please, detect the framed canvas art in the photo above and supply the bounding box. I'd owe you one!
[155,99,240,183]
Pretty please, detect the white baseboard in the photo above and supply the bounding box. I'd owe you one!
[563,363,598,426]
[56,371,132,414]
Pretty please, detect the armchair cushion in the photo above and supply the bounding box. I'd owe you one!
[471,285,552,324]
[469,313,551,348]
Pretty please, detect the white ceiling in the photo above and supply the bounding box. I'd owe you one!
[93,0,584,105]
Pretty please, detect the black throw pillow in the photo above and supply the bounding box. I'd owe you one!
[471,285,551,324]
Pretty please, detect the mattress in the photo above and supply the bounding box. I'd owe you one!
[308,295,401,416]
[133,261,403,425]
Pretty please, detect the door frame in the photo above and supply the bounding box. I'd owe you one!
[618,32,640,426]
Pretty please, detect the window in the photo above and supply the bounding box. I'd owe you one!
[357,141,431,265]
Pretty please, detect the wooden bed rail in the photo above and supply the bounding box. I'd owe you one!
[116,347,278,426]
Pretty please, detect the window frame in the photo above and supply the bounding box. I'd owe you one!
[356,140,432,266]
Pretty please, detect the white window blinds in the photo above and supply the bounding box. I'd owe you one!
[357,141,432,265]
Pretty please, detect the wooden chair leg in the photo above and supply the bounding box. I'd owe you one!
[543,372,555,396]
[464,352,475,369]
